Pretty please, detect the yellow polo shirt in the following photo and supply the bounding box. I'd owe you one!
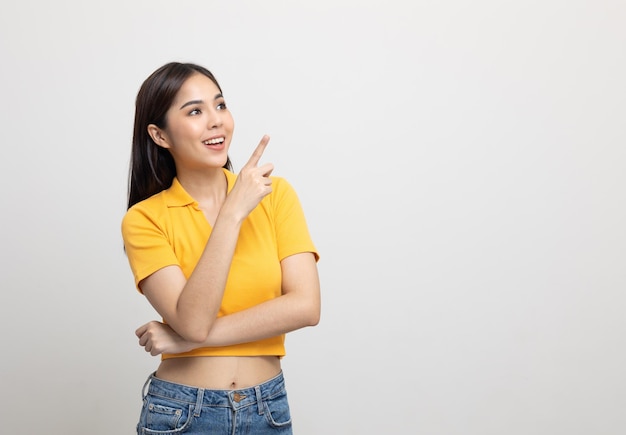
[121,168,318,359]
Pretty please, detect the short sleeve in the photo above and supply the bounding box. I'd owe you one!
[121,203,180,292]
[272,177,319,262]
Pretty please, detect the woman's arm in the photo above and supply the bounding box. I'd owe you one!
[136,251,320,355]
[140,137,274,343]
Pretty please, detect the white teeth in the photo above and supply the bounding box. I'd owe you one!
[204,137,224,145]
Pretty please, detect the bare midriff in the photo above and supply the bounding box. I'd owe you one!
[155,356,282,390]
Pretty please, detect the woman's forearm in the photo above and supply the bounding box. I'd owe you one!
[172,212,242,341]
[141,211,243,344]
[201,292,320,347]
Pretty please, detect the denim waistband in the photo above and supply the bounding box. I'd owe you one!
[142,371,286,413]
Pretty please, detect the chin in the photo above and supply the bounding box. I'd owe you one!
[217,154,230,167]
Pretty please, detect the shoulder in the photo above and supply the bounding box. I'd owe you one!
[269,175,297,195]
[263,175,301,208]
[121,191,168,233]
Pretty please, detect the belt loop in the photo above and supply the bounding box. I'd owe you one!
[141,372,154,399]
[194,388,205,417]
[255,385,264,415]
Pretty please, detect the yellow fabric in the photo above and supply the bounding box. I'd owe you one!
[121,168,318,359]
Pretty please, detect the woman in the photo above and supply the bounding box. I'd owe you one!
[121,62,320,434]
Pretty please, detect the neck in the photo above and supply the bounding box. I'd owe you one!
[176,167,228,206]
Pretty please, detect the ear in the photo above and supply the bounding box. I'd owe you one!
[147,124,171,149]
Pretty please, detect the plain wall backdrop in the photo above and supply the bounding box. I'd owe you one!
[1,1,625,434]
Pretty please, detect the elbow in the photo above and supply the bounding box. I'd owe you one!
[307,313,320,327]
[303,302,321,327]
[178,322,212,344]
[184,331,209,344]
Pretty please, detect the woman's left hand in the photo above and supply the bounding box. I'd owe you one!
[135,321,196,356]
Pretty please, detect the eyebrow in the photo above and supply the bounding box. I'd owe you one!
[179,93,224,110]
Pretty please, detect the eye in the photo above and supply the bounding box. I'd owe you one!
[188,107,202,115]
[217,102,227,110]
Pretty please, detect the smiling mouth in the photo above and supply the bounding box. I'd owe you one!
[203,137,225,145]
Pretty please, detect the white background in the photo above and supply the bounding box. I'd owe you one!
[1,1,625,434]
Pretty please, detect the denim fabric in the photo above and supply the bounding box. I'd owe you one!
[136,371,293,434]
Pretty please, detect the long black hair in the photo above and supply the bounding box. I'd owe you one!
[127,62,233,210]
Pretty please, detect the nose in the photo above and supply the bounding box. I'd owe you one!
[208,108,223,129]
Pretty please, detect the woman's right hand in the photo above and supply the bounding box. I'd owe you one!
[223,135,274,221]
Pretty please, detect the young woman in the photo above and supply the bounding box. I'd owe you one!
[121,62,320,434]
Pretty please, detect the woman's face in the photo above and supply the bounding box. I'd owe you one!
[152,73,234,172]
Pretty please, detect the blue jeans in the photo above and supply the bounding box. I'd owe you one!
[137,371,293,434]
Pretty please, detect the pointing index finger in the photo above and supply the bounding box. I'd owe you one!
[245,135,270,168]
